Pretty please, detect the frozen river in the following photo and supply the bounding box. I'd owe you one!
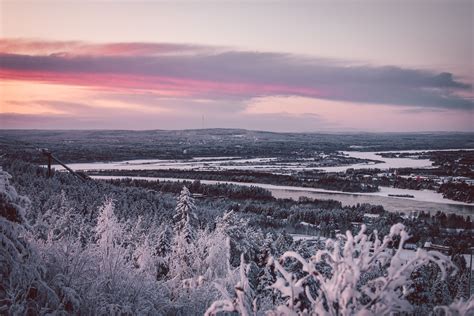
[319,148,473,172]
[54,148,473,216]
[91,175,473,216]
[56,148,473,173]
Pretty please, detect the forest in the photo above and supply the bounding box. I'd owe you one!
[89,169,379,193]
[1,156,473,315]
[1,130,473,163]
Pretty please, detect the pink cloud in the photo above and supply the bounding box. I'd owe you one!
[0,69,324,99]
[0,38,471,109]
[0,38,211,56]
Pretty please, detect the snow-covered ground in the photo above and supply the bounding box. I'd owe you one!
[289,234,321,242]
[319,148,473,172]
[55,148,473,174]
[54,157,279,172]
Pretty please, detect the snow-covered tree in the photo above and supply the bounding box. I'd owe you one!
[0,169,60,314]
[169,187,200,280]
[257,232,275,267]
[267,224,454,315]
[273,230,293,257]
[133,235,156,278]
[92,199,133,300]
[215,210,263,266]
[173,186,197,243]
[154,224,172,279]
[156,224,173,257]
[207,223,457,315]
[205,225,232,279]
[205,255,256,316]
[95,199,124,255]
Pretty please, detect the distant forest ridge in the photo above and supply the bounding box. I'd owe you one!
[1,129,473,164]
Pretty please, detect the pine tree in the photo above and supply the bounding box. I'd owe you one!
[169,187,198,280]
[173,186,197,243]
[455,272,470,300]
[257,232,275,267]
[156,224,172,257]
[273,230,292,257]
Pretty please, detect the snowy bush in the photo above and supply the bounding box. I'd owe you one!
[266,224,455,315]
[206,223,467,315]
[0,169,60,314]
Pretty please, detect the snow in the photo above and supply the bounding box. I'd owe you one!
[363,213,380,218]
[54,149,474,174]
[319,148,474,172]
[289,234,320,242]
[53,157,279,172]
[91,175,473,207]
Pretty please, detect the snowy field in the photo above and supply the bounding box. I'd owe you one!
[56,149,473,174]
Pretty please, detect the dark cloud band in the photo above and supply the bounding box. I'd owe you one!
[0,39,472,110]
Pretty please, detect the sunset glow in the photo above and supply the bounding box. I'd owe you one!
[1,1,472,131]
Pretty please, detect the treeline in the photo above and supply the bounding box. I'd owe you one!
[430,150,474,177]
[106,178,274,200]
[90,168,379,192]
[438,182,474,203]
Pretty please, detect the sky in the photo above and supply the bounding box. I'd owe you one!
[0,0,473,132]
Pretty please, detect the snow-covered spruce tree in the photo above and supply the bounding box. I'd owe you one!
[257,232,275,267]
[169,186,198,280]
[431,273,452,307]
[273,230,293,258]
[156,223,173,257]
[215,210,264,267]
[155,224,173,279]
[173,186,197,243]
[95,199,124,258]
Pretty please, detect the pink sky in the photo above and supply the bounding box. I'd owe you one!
[0,1,472,132]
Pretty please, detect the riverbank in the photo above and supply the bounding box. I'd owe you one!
[91,175,473,215]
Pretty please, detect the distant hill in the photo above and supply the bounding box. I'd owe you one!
[1,129,473,163]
